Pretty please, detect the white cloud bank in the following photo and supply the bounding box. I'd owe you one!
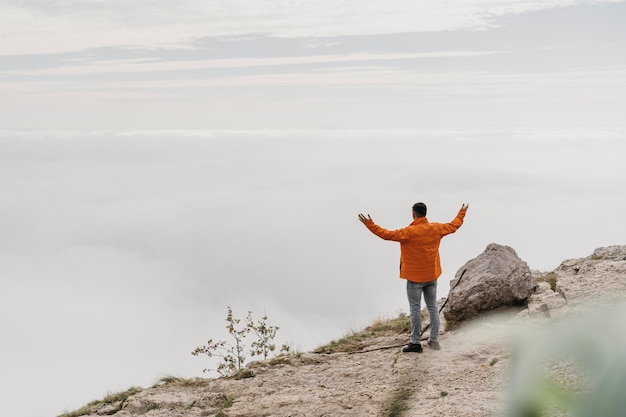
[2,128,626,417]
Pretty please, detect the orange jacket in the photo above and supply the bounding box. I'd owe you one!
[364,208,466,282]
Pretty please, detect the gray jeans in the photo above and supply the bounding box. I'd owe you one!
[406,280,439,344]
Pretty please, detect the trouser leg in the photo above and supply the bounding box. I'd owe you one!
[423,280,439,342]
[406,281,423,344]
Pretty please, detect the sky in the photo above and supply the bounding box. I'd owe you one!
[1,1,625,417]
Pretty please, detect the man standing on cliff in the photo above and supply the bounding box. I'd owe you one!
[358,202,468,353]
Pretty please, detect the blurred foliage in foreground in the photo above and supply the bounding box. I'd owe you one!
[507,303,626,417]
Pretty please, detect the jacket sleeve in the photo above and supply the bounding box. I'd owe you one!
[363,220,411,242]
[439,208,466,236]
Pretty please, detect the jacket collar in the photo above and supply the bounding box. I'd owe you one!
[411,217,428,225]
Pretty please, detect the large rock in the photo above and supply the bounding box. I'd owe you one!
[444,243,533,322]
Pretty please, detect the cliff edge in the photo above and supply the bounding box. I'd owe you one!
[60,245,626,417]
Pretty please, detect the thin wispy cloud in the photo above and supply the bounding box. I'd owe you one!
[5,65,624,103]
[1,0,622,55]
[6,51,499,77]
[2,1,624,129]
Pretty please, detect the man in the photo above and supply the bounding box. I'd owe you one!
[358,202,468,353]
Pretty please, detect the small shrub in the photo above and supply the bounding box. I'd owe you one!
[192,306,288,377]
[248,313,284,360]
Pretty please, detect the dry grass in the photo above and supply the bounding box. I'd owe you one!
[215,395,235,417]
[314,314,410,354]
[381,387,411,417]
[154,375,205,387]
[537,272,558,291]
[57,386,143,417]
[365,314,411,334]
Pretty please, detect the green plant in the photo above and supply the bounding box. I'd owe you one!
[506,304,626,417]
[192,306,287,377]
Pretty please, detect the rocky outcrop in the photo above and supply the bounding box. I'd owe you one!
[443,243,533,322]
[546,244,626,304]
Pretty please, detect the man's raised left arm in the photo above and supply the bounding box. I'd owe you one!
[441,203,469,235]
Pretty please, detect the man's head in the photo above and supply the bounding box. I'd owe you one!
[412,202,427,218]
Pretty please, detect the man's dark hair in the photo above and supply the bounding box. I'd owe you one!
[412,202,427,217]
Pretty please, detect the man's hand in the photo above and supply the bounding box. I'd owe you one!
[358,213,373,224]
[461,203,469,211]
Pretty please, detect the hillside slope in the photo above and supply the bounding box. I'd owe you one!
[60,245,626,417]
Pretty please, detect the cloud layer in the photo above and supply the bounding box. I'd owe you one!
[2,128,626,417]
[2,0,622,55]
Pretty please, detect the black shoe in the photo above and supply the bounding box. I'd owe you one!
[402,343,423,353]
[427,340,441,350]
